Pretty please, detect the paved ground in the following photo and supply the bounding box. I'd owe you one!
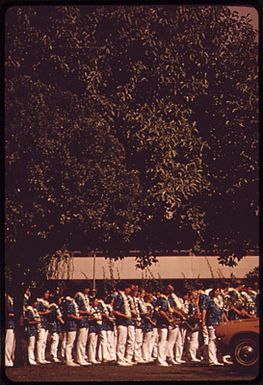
[4,361,259,382]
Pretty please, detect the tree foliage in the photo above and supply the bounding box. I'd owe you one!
[5,5,258,283]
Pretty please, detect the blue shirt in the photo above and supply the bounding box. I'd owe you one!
[89,307,101,333]
[48,303,62,333]
[204,297,222,326]
[36,299,49,330]
[113,293,130,326]
[141,303,155,332]
[99,302,115,331]
[199,293,210,311]
[74,293,89,328]
[61,298,79,331]
[155,296,170,328]
[26,307,38,336]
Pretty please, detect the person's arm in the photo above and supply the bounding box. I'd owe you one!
[79,309,93,315]
[57,315,65,324]
[145,315,156,326]
[201,309,207,327]
[221,311,229,322]
[28,319,40,324]
[241,308,255,318]
[112,309,131,319]
[159,309,173,323]
[67,313,83,320]
[112,296,132,319]
[173,307,186,319]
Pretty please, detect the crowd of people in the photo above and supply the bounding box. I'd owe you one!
[5,279,259,368]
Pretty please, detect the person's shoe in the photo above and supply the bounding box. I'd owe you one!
[209,362,224,366]
[29,361,39,366]
[167,358,178,365]
[172,359,182,365]
[176,359,186,363]
[222,355,233,365]
[80,361,92,366]
[135,359,146,364]
[190,358,201,362]
[90,360,100,364]
[125,359,136,365]
[157,362,172,367]
[51,357,61,363]
[117,361,133,366]
[66,361,80,366]
[42,360,51,364]
[147,358,155,362]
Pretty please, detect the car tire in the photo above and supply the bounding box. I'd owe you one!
[231,336,259,368]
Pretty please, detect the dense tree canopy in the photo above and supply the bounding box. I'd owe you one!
[5,5,258,283]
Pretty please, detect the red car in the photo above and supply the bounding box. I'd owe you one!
[215,317,259,367]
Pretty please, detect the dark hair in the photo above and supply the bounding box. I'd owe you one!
[27,296,38,306]
[97,289,106,300]
[117,281,130,291]
[104,296,113,304]
[195,281,205,291]
[80,281,91,291]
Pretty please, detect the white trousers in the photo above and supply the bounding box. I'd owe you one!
[113,325,117,356]
[5,329,15,367]
[107,330,116,361]
[60,331,67,359]
[157,328,168,365]
[88,332,98,363]
[65,330,77,364]
[76,327,89,363]
[188,330,199,360]
[167,326,180,360]
[98,330,109,362]
[50,332,60,359]
[125,325,135,363]
[116,325,128,363]
[200,326,209,361]
[142,331,155,361]
[134,328,143,362]
[150,327,158,358]
[28,336,37,364]
[175,326,187,361]
[36,328,48,363]
[207,326,219,364]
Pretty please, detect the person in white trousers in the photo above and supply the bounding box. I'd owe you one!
[132,287,147,363]
[186,291,201,362]
[113,283,133,366]
[125,285,138,364]
[74,285,92,366]
[36,290,51,364]
[141,293,156,362]
[154,288,173,367]
[49,297,64,363]
[201,287,224,366]
[62,294,83,366]
[87,297,102,364]
[196,284,211,363]
[103,297,116,362]
[5,292,16,367]
[25,296,40,365]
[165,284,188,364]
[98,296,116,362]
